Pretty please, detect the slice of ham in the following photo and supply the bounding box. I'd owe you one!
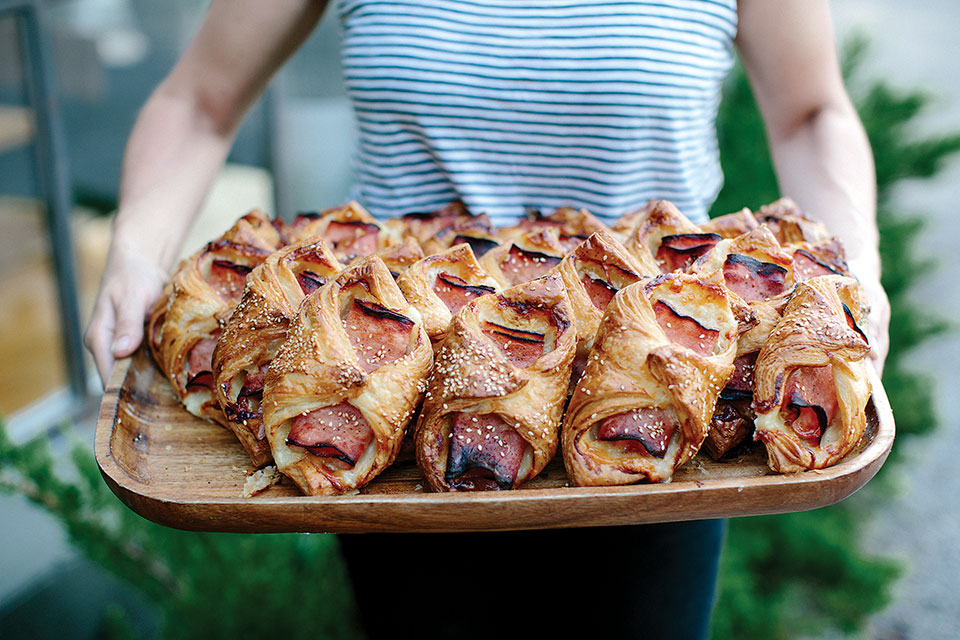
[286,402,374,466]
[325,220,380,259]
[656,233,721,272]
[223,363,269,422]
[446,412,527,490]
[722,254,788,302]
[706,400,754,460]
[208,259,253,302]
[596,406,679,458]
[296,270,328,295]
[498,245,562,286]
[433,273,496,315]
[581,275,619,310]
[793,249,840,281]
[481,321,547,368]
[653,300,719,357]
[342,299,415,373]
[781,365,839,446]
[186,334,219,389]
[720,353,757,401]
[452,235,500,257]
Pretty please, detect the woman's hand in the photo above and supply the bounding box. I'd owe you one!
[84,238,168,386]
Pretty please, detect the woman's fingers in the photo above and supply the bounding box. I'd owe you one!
[84,292,118,387]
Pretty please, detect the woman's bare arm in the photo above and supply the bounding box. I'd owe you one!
[85,0,327,385]
[736,0,889,373]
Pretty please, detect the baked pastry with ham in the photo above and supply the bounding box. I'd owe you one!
[687,226,797,458]
[562,272,738,485]
[395,243,501,344]
[752,275,872,472]
[479,228,568,289]
[498,206,610,253]
[420,212,501,258]
[262,255,432,495]
[548,230,651,389]
[415,274,576,492]
[698,208,760,239]
[624,200,722,274]
[148,210,281,427]
[212,238,343,467]
[609,198,658,244]
[753,197,834,247]
[389,200,474,245]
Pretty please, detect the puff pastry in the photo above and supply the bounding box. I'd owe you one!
[212,238,343,466]
[698,208,760,239]
[754,197,834,247]
[549,230,651,387]
[262,255,432,495]
[498,206,610,253]
[624,200,722,274]
[479,228,568,289]
[148,210,281,427]
[420,212,501,258]
[395,243,501,343]
[390,200,473,244]
[689,225,797,356]
[609,198,658,244]
[416,274,576,491]
[562,272,738,485]
[752,275,872,472]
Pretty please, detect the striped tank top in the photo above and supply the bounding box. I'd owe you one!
[338,0,738,225]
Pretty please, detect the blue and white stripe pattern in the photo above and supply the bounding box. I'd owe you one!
[338,0,737,225]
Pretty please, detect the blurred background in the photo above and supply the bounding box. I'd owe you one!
[0,0,957,638]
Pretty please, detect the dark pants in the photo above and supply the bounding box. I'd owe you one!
[338,519,726,640]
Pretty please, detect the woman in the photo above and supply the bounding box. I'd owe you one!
[85,2,888,637]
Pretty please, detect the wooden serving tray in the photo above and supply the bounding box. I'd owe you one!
[95,346,894,533]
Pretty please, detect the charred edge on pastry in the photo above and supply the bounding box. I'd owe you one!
[794,248,841,278]
[596,408,678,458]
[581,276,619,309]
[353,299,415,326]
[502,245,563,269]
[656,232,721,271]
[723,253,788,300]
[842,303,869,345]
[445,413,526,490]
[452,234,500,257]
[436,273,496,298]
[296,270,327,295]
[499,298,572,336]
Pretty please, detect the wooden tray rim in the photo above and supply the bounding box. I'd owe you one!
[95,355,895,532]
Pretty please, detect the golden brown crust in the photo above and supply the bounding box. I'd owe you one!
[754,197,834,246]
[752,275,872,472]
[420,213,500,257]
[609,198,658,243]
[623,200,713,274]
[562,272,738,485]
[212,239,343,467]
[415,274,577,491]
[147,210,280,428]
[689,225,797,356]
[497,206,611,253]
[548,230,652,391]
[262,255,433,495]
[395,243,501,343]
[698,208,760,239]
[479,228,568,289]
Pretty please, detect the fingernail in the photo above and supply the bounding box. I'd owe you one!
[112,336,133,353]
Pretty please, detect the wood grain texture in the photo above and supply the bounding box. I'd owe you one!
[95,346,895,533]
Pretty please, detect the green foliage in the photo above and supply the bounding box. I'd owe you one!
[709,37,959,639]
[0,424,362,640]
